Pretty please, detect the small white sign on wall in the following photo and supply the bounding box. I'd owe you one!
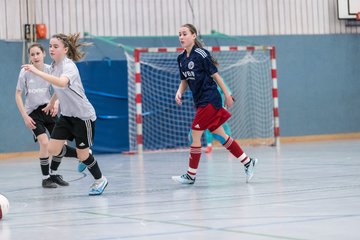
[338,0,360,19]
[348,0,360,14]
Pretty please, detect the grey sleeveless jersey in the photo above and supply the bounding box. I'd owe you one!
[16,64,52,114]
[50,57,96,121]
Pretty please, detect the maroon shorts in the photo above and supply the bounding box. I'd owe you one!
[191,104,231,132]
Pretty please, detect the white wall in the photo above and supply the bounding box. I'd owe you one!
[1,0,359,40]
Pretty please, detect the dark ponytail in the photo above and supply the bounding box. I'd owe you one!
[51,33,92,61]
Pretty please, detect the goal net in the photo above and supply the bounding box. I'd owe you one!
[125,46,279,153]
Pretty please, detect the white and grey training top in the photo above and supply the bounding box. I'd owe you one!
[51,57,96,121]
[16,64,52,114]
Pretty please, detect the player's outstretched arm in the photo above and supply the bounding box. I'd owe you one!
[22,64,69,88]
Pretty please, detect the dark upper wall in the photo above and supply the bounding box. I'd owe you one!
[1,34,360,153]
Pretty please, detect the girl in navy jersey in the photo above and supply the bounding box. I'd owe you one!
[22,33,108,195]
[172,24,258,184]
[16,43,69,188]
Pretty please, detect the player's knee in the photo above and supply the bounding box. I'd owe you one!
[48,144,62,157]
[37,138,49,149]
[77,148,90,161]
[37,134,49,149]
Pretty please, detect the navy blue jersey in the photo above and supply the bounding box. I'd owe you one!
[177,45,222,109]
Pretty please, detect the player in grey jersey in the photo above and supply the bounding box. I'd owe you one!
[15,43,69,188]
[22,33,107,196]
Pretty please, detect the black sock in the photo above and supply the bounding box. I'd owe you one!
[83,154,102,180]
[57,145,77,158]
[39,157,50,176]
[50,156,62,173]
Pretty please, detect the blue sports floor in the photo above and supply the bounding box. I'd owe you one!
[0,139,359,240]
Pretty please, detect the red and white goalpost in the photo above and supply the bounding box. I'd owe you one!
[125,45,280,153]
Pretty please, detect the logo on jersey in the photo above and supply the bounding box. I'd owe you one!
[188,61,194,69]
[28,88,48,94]
[182,71,195,79]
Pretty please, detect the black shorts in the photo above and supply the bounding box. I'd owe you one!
[29,104,58,141]
[51,115,95,149]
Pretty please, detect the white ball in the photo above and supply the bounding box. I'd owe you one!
[0,194,9,220]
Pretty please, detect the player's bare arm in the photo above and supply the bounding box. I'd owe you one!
[175,80,188,105]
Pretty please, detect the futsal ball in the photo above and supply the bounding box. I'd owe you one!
[0,194,9,220]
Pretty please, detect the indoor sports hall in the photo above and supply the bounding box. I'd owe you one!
[0,1,359,239]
